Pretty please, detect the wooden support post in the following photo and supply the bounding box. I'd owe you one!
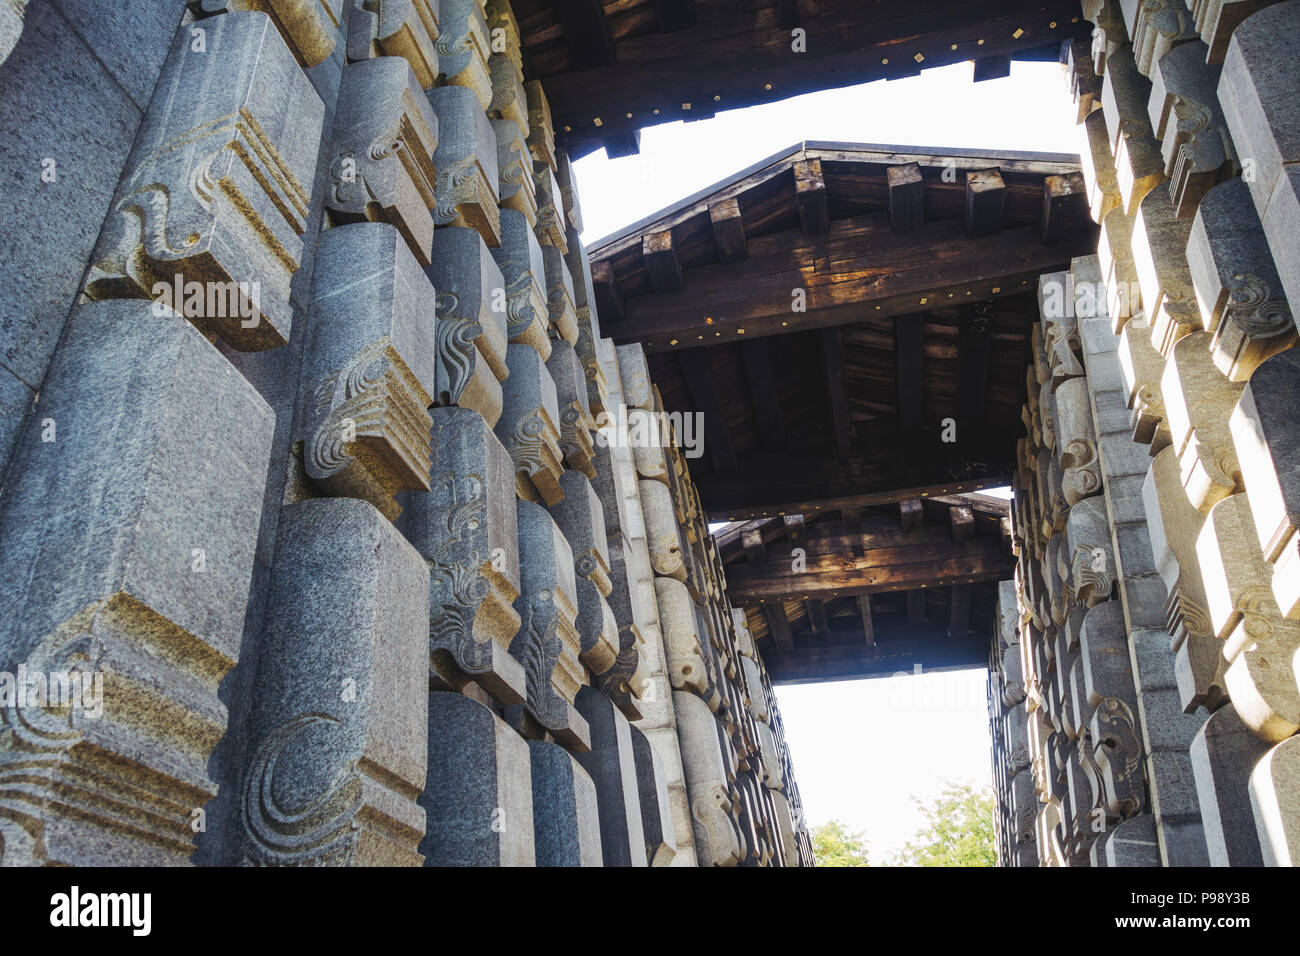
[806,599,828,638]
[591,260,623,324]
[900,498,923,530]
[1041,172,1089,244]
[709,198,749,263]
[793,158,829,234]
[741,526,767,564]
[783,514,806,548]
[654,0,696,32]
[965,168,1005,238]
[763,602,794,652]
[948,583,971,636]
[887,162,925,233]
[895,312,925,436]
[602,131,641,158]
[642,230,684,293]
[741,339,783,450]
[972,54,1012,82]
[857,594,875,647]
[956,304,992,443]
[949,504,975,540]
[907,590,926,627]
[821,327,852,461]
[776,0,800,30]
[558,0,616,69]
[678,349,739,476]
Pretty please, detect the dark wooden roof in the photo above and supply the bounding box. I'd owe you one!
[718,494,1014,683]
[589,141,1097,519]
[516,0,1092,157]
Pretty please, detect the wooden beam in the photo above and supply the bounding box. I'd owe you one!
[654,0,696,32]
[948,583,971,636]
[900,498,923,530]
[806,599,828,638]
[763,602,794,652]
[965,168,1006,238]
[591,259,623,324]
[856,594,875,647]
[783,514,806,549]
[602,131,641,158]
[605,220,1096,348]
[928,493,1011,518]
[706,476,1014,522]
[821,327,851,461]
[956,303,993,443]
[590,146,1086,264]
[887,162,925,233]
[714,516,778,554]
[543,6,1092,157]
[543,7,1091,156]
[740,339,782,450]
[642,230,684,293]
[972,54,1012,82]
[906,590,926,627]
[677,349,738,475]
[724,538,1010,602]
[764,631,988,684]
[556,0,616,70]
[895,312,925,436]
[1041,172,1089,244]
[793,158,829,234]
[949,504,975,540]
[741,526,767,563]
[709,198,749,263]
[724,517,999,560]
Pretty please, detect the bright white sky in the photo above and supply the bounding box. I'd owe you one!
[573,60,1077,858]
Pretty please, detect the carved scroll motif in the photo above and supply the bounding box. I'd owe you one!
[493,117,537,226]
[346,0,440,88]
[298,223,438,519]
[240,498,429,867]
[427,227,510,426]
[329,56,439,264]
[402,406,525,706]
[436,0,491,108]
[493,209,551,359]
[84,13,325,349]
[429,84,501,247]
[511,501,589,750]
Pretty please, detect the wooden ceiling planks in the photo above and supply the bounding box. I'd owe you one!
[591,140,1093,519]
[721,499,1011,682]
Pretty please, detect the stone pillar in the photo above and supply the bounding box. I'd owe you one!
[0,301,274,865]
[421,691,535,867]
[238,498,429,866]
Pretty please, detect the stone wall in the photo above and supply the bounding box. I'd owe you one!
[0,0,812,867]
[991,0,1300,867]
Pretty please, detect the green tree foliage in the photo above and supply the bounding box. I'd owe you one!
[811,819,871,867]
[891,782,996,867]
